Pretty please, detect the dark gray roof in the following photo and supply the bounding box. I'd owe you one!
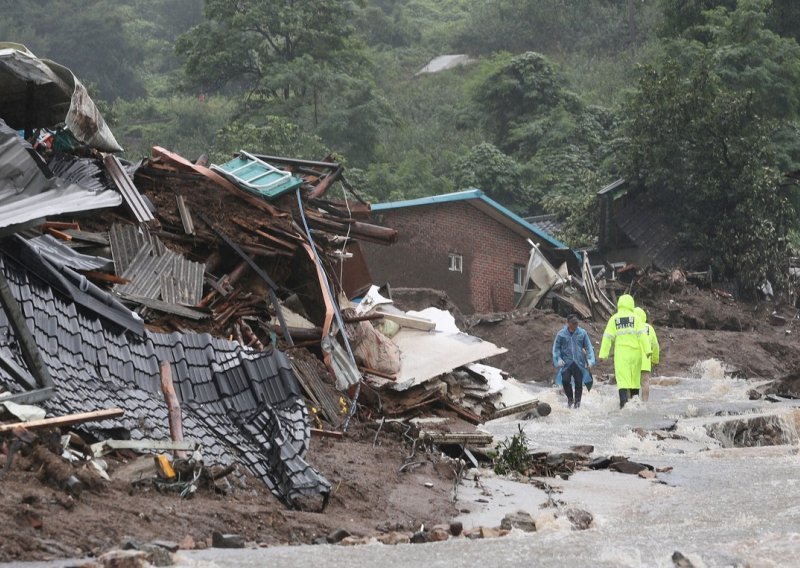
[615,202,708,270]
[524,214,564,237]
[0,251,330,507]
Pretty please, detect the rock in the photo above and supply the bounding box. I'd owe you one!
[770,313,786,326]
[536,402,552,417]
[376,531,410,545]
[430,527,449,541]
[463,528,483,539]
[748,389,763,400]
[119,538,143,551]
[587,456,611,470]
[339,536,370,546]
[410,530,431,544]
[312,537,328,545]
[500,511,536,532]
[480,526,501,539]
[178,535,195,550]
[609,460,653,475]
[565,508,593,530]
[97,550,149,568]
[326,528,351,544]
[570,445,594,455]
[211,532,245,549]
[672,550,696,567]
[638,469,657,479]
[139,544,173,566]
[655,466,673,473]
[151,541,179,553]
[449,521,463,536]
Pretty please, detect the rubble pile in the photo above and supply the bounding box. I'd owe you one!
[0,44,545,515]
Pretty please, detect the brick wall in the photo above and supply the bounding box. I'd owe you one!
[360,201,532,313]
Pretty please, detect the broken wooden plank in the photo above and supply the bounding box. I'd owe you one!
[310,428,343,439]
[176,195,195,235]
[375,308,436,331]
[418,430,494,446]
[0,269,53,389]
[159,362,186,459]
[0,408,124,433]
[91,438,198,458]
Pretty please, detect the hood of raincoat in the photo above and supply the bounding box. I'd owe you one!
[634,307,647,323]
[617,294,635,312]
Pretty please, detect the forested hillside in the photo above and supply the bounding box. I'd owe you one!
[1,0,798,287]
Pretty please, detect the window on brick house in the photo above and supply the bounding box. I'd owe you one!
[448,253,463,273]
[513,264,526,293]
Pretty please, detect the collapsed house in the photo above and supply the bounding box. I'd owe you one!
[0,45,547,508]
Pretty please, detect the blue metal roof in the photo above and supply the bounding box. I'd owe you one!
[372,189,572,250]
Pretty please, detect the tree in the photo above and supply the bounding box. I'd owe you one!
[0,0,147,101]
[622,60,794,287]
[473,52,574,148]
[453,143,530,214]
[176,0,367,108]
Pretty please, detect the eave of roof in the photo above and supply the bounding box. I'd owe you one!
[372,189,571,250]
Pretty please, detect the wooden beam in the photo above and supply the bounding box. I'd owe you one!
[0,268,53,389]
[0,408,124,433]
[375,308,436,331]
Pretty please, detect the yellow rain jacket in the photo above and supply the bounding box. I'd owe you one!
[599,294,651,389]
[635,307,660,372]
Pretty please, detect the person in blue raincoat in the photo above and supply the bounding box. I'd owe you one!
[552,314,595,409]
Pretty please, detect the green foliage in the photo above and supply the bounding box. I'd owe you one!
[213,118,329,164]
[112,96,235,160]
[453,143,529,214]
[455,0,659,57]
[176,0,367,103]
[0,0,148,101]
[493,425,531,476]
[474,52,572,146]
[622,60,794,286]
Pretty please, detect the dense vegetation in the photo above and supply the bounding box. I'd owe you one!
[1,0,798,288]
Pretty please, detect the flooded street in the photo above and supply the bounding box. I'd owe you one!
[180,360,800,568]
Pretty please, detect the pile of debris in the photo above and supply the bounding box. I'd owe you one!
[0,44,544,511]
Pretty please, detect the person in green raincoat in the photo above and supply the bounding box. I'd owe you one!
[598,294,651,408]
[635,307,660,402]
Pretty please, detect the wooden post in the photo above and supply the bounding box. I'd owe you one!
[159,362,186,459]
[0,267,53,389]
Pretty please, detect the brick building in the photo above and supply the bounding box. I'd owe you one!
[360,189,571,314]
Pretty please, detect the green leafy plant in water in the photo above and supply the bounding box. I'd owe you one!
[493,424,531,476]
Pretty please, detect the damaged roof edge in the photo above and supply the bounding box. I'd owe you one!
[372,188,573,252]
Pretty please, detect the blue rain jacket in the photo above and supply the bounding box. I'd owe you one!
[552,325,595,391]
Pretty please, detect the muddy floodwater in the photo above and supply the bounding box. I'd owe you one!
[18,360,800,568]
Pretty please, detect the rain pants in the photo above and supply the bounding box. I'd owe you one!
[635,307,660,372]
[552,325,595,392]
[599,294,651,390]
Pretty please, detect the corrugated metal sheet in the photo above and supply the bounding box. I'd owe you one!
[103,155,154,223]
[46,154,112,194]
[28,234,113,272]
[0,120,122,230]
[112,226,204,305]
[0,43,122,152]
[0,256,330,506]
[116,243,175,299]
[161,254,204,305]
[109,223,165,274]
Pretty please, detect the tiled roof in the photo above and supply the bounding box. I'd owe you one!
[615,201,708,270]
[0,252,330,507]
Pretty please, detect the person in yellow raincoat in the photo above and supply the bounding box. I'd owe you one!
[598,294,651,408]
[635,307,660,402]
